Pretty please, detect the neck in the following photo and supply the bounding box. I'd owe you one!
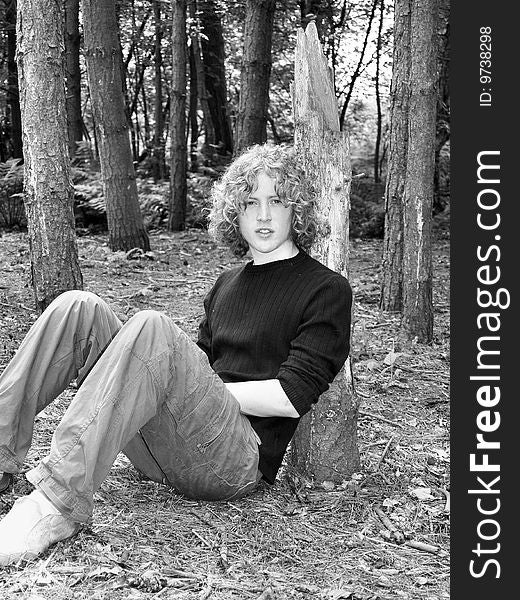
[250,241,299,265]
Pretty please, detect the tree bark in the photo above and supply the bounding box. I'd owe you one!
[152,0,166,180]
[199,0,233,156]
[290,22,359,483]
[16,0,83,311]
[433,0,450,212]
[234,0,276,156]
[401,0,437,342]
[64,0,83,157]
[379,0,410,312]
[373,0,384,183]
[168,0,188,231]
[6,0,23,158]
[188,41,200,172]
[82,0,150,251]
[189,0,215,162]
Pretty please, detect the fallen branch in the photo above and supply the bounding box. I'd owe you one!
[374,504,404,544]
[405,540,447,555]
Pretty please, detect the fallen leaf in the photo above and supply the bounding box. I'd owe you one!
[409,487,435,501]
[383,351,403,366]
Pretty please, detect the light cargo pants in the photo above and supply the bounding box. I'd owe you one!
[0,291,261,523]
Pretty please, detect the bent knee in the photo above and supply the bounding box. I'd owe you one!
[51,289,101,308]
[127,309,173,328]
[126,310,182,337]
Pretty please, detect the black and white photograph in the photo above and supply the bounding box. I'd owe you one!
[0,0,513,598]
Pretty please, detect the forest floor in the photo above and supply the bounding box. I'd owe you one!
[0,228,450,600]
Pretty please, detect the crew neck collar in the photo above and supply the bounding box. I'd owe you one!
[244,250,307,273]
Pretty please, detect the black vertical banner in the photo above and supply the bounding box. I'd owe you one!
[451,1,516,597]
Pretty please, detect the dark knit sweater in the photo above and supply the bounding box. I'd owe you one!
[197,250,352,483]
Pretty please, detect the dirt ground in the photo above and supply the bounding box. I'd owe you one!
[0,229,450,600]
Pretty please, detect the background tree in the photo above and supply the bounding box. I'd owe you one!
[189,0,214,166]
[151,0,166,180]
[5,0,22,158]
[338,0,378,130]
[373,0,384,183]
[290,22,359,482]
[16,0,83,310]
[168,0,187,231]
[379,0,410,311]
[401,0,438,342]
[234,0,276,155]
[64,0,83,157]
[433,0,449,213]
[199,0,233,157]
[82,0,150,251]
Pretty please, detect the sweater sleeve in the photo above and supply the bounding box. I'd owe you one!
[277,275,352,416]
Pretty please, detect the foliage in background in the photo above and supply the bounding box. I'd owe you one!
[0,0,449,239]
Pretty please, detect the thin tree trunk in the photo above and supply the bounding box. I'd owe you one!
[16,0,83,311]
[234,0,276,156]
[6,0,23,158]
[168,0,187,231]
[152,0,166,180]
[433,0,450,212]
[188,42,199,172]
[379,0,410,312]
[401,0,437,342]
[199,0,233,155]
[64,0,83,157]
[339,0,378,129]
[82,0,150,251]
[290,22,359,483]
[189,0,215,161]
[373,0,384,183]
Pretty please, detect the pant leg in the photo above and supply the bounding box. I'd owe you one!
[123,335,261,502]
[26,310,260,524]
[0,290,122,473]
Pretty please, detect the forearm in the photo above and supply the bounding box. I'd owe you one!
[225,379,299,418]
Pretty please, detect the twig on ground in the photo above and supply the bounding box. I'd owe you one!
[191,529,214,549]
[359,410,403,428]
[374,436,394,471]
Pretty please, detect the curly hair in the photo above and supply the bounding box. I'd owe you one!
[207,144,321,257]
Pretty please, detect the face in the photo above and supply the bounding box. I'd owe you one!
[238,171,297,264]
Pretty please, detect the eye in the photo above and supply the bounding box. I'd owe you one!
[269,198,282,205]
[245,199,258,207]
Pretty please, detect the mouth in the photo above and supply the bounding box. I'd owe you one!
[255,228,274,235]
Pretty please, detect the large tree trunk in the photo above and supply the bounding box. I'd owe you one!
[199,0,233,156]
[64,0,83,157]
[401,0,437,342]
[168,0,188,231]
[16,0,83,311]
[290,22,359,483]
[6,0,23,158]
[379,0,410,312]
[234,0,276,156]
[82,0,150,251]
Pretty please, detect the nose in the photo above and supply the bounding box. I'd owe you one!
[257,201,272,222]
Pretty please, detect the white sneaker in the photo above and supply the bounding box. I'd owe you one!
[0,490,80,566]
